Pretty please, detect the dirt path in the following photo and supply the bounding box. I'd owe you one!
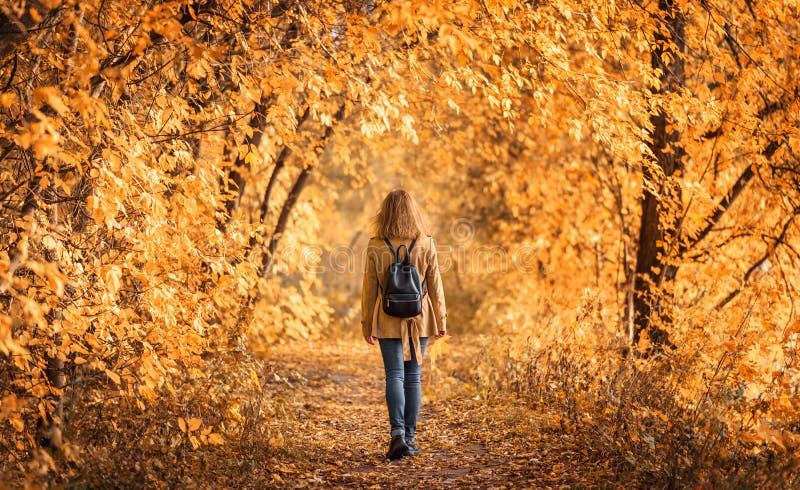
[256,336,606,489]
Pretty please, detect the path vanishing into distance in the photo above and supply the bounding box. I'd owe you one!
[253,335,619,489]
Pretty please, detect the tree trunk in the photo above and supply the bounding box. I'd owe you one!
[258,106,311,227]
[260,166,315,277]
[258,104,345,277]
[221,98,268,221]
[632,0,685,347]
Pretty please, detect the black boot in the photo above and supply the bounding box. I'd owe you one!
[405,439,420,456]
[386,434,408,461]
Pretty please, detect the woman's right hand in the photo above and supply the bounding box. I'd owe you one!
[365,335,377,345]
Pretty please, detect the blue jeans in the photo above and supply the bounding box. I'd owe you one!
[378,337,428,441]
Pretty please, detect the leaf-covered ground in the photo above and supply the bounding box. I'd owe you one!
[253,335,623,489]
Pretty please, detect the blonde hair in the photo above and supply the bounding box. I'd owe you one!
[372,189,430,239]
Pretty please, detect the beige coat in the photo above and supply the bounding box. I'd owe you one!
[361,235,447,360]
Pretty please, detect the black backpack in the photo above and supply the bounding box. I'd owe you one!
[381,237,425,318]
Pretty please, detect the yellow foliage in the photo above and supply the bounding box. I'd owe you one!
[1,0,799,486]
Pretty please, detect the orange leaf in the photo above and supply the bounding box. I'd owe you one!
[186,417,202,432]
[105,369,121,384]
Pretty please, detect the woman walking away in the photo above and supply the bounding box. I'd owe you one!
[361,189,447,461]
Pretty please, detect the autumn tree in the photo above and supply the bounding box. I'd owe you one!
[2,0,799,485]
[630,0,799,346]
[0,0,428,478]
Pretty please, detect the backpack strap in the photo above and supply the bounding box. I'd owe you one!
[397,244,408,263]
[385,237,418,264]
[397,237,417,264]
[383,237,399,262]
[405,237,418,263]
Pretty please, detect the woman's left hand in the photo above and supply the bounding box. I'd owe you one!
[365,335,377,345]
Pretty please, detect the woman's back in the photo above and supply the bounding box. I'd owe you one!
[360,189,447,460]
[362,234,446,340]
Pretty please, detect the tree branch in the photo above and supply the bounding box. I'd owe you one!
[258,105,310,226]
[716,208,799,309]
[701,93,793,140]
[260,166,314,278]
[258,104,345,277]
[681,139,782,254]
[218,17,301,229]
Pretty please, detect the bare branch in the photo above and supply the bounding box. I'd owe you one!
[259,104,345,277]
[716,208,799,309]
[681,140,782,254]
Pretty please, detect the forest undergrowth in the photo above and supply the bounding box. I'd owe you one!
[7,328,796,488]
